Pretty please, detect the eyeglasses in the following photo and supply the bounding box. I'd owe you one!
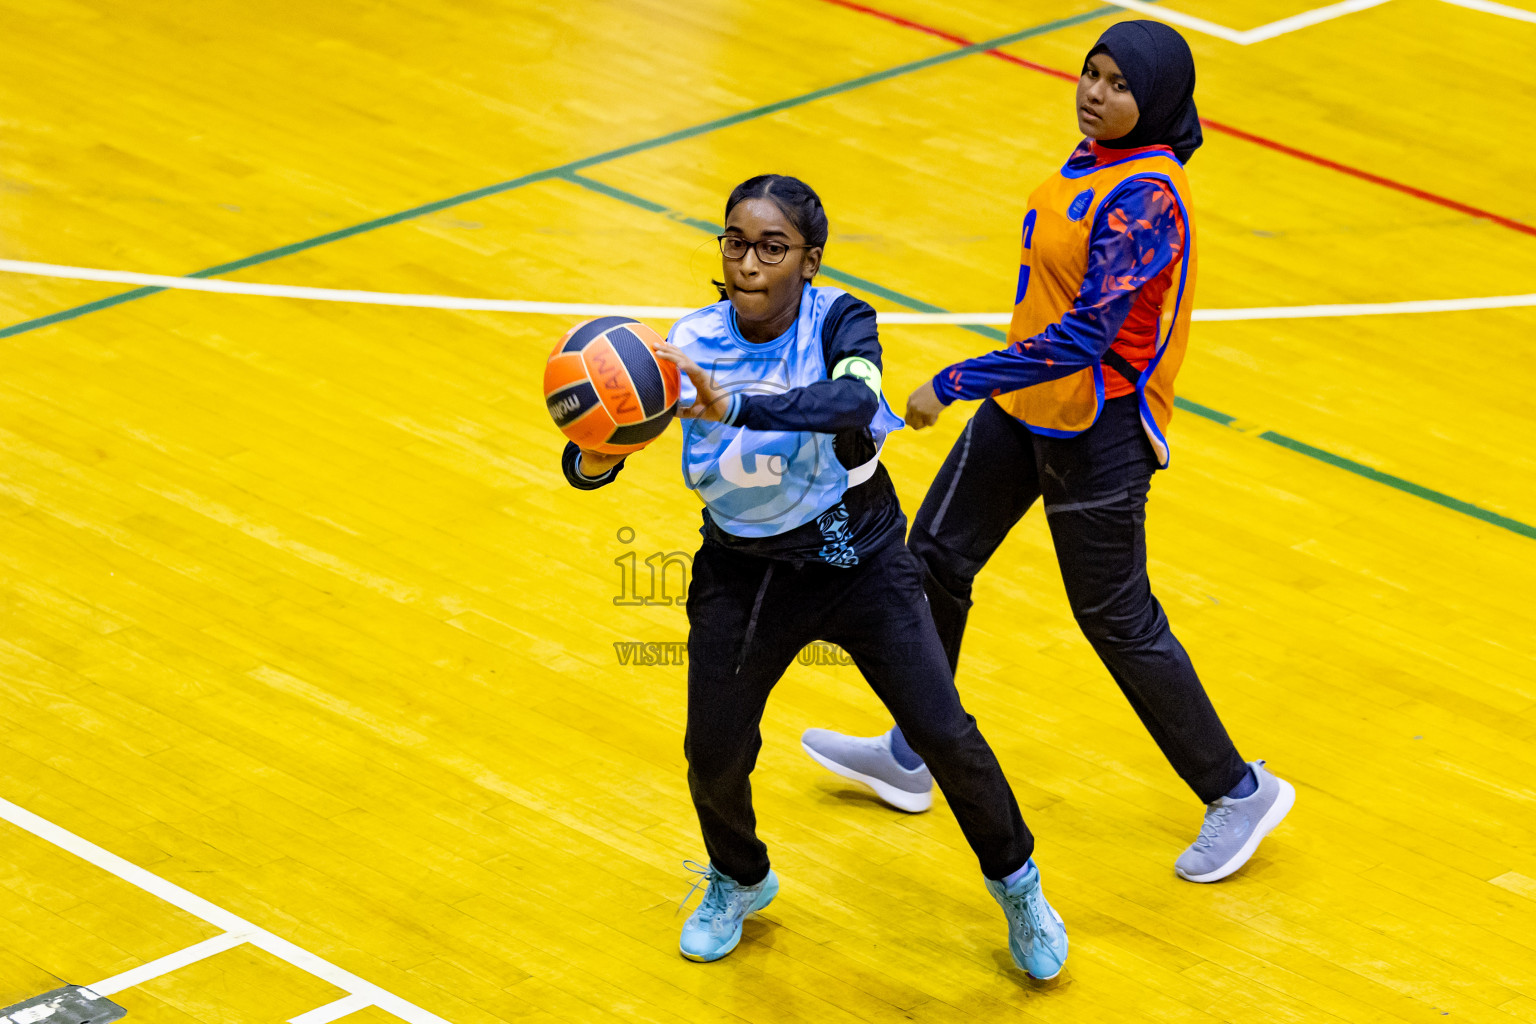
[717,235,811,265]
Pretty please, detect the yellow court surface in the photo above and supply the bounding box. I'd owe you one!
[1,0,1534,1021]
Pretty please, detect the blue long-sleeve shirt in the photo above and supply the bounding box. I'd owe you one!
[933,160,1186,404]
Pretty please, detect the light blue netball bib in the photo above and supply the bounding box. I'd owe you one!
[669,284,904,539]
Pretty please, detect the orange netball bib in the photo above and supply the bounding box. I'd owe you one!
[997,147,1196,466]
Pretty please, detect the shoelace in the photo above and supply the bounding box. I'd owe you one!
[998,885,1050,954]
[1193,803,1233,851]
[676,860,753,923]
[677,860,716,917]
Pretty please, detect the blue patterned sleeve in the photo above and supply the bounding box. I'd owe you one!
[932,179,1184,404]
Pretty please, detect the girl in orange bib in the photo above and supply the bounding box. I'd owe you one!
[802,22,1295,884]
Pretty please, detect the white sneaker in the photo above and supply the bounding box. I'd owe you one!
[800,727,933,813]
[1175,760,1295,883]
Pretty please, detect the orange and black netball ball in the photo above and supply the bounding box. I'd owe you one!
[543,316,680,455]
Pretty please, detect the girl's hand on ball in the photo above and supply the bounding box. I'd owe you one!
[653,342,731,422]
[579,449,627,475]
[904,380,945,429]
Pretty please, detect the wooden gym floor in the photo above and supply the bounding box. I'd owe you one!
[0,1,1533,1021]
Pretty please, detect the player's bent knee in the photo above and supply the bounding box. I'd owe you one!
[907,530,977,596]
[1072,603,1162,649]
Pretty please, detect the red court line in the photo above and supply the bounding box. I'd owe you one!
[1196,118,1536,237]
[820,0,1536,239]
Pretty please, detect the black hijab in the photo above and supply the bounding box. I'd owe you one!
[1088,21,1203,163]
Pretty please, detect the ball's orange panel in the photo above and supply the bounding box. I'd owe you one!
[583,337,645,425]
[542,351,590,396]
[625,321,664,345]
[660,357,680,406]
[560,404,618,450]
[551,320,586,360]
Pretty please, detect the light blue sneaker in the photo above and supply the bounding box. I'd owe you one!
[984,859,1069,980]
[677,861,780,962]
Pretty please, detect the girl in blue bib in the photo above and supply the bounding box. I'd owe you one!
[561,174,1068,979]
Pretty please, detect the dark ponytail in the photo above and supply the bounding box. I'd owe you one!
[712,174,828,301]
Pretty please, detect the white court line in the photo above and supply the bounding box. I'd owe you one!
[1240,0,1396,42]
[290,993,375,1024]
[0,259,696,319]
[1112,0,1530,41]
[1195,294,1536,320]
[882,294,1536,323]
[87,930,253,996]
[0,796,450,1024]
[2,258,1533,324]
[1108,0,1393,43]
[1107,0,1247,42]
[1439,0,1536,22]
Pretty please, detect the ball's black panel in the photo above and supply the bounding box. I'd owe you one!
[546,380,601,428]
[561,315,636,353]
[605,325,668,417]
[607,404,676,446]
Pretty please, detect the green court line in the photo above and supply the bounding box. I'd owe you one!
[2,285,168,339]
[0,6,1117,342]
[559,169,1005,342]
[557,168,1536,543]
[1257,432,1536,539]
[1172,397,1236,427]
[3,2,1528,542]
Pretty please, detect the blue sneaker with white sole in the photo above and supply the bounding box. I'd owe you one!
[678,861,779,962]
[984,859,1069,980]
